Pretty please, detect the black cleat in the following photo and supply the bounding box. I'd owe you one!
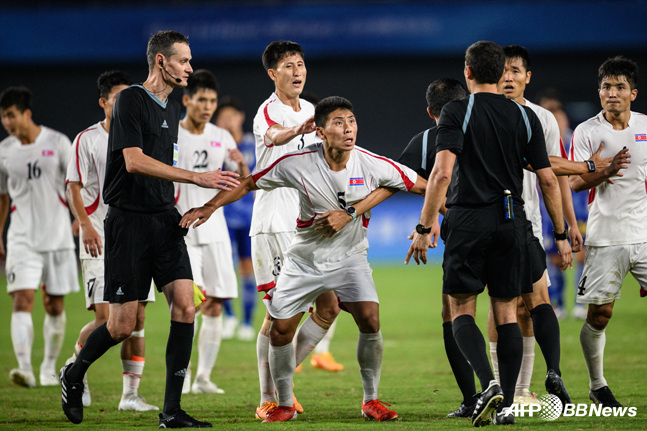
[545,369,572,410]
[60,364,84,424]
[472,380,504,427]
[447,402,477,418]
[493,408,516,425]
[590,386,622,408]
[159,410,213,428]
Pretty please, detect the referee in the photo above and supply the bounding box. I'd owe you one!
[406,41,572,426]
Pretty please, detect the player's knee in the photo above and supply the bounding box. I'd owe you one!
[588,306,612,329]
[312,307,339,329]
[356,314,380,333]
[269,322,294,345]
[107,322,136,342]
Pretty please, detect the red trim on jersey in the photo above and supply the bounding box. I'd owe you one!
[355,148,414,190]
[252,149,319,183]
[308,306,314,313]
[588,188,596,205]
[10,205,16,213]
[559,138,568,159]
[568,134,575,160]
[257,281,276,292]
[264,101,279,128]
[85,194,100,216]
[263,292,272,301]
[296,215,316,228]
[58,194,68,208]
[263,135,274,148]
[175,185,180,205]
[74,127,97,183]
[362,214,369,228]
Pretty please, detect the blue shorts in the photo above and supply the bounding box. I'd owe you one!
[228,225,252,259]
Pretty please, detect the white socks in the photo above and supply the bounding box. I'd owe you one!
[122,357,145,395]
[196,314,222,381]
[11,312,34,371]
[580,322,607,390]
[257,332,276,404]
[314,318,337,354]
[294,315,327,365]
[42,312,66,372]
[357,331,383,403]
[516,336,535,393]
[268,343,295,407]
[490,341,499,382]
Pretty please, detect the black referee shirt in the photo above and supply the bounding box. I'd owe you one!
[436,93,550,208]
[398,126,438,180]
[104,85,181,212]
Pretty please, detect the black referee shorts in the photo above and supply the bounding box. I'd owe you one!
[441,205,532,298]
[104,207,193,303]
[526,219,547,289]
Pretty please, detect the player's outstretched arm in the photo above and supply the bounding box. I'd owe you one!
[266,115,315,146]
[536,166,572,271]
[0,193,8,260]
[548,143,611,176]
[180,175,258,229]
[66,181,103,257]
[570,145,631,192]
[122,147,240,190]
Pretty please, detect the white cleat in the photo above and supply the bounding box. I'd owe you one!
[222,316,238,340]
[191,377,225,394]
[9,369,36,388]
[39,367,60,386]
[237,324,255,341]
[182,368,192,394]
[513,388,541,405]
[118,393,159,411]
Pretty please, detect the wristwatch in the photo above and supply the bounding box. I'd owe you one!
[346,206,358,221]
[586,160,596,173]
[553,228,569,241]
[416,224,432,234]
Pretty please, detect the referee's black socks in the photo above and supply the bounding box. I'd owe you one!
[66,322,119,383]
[495,323,523,409]
[530,303,562,376]
[452,315,494,392]
[163,320,194,415]
[442,321,476,405]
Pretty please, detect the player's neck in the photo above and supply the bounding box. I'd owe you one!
[514,95,526,105]
[18,122,41,145]
[274,90,301,111]
[469,82,499,95]
[101,118,110,133]
[181,117,207,135]
[603,110,631,130]
[323,145,351,171]
[142,74,174,103]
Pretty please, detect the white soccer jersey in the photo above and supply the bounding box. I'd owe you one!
[522,99,563,239]
[250,93,317,235]
[0,126,74,252]
[175,123,239,245]
[66,122,109,259]
[570,111,647,246]
[252,143,417,270]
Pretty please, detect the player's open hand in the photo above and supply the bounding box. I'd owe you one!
[314,210,351,238]
[296,116,316,136]
[555,238,573,272]
[180,205,216,229]
[81,223,103,257]
[197,168,240,190]
[405,232,430,265]
[590,142,612,171]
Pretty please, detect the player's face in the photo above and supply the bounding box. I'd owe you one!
[183,88,218,125]
[214,106,244,135]
[599,75,637,115]
[318,108,357,152]
[270,54,306,100]
[101,84,128,123]
[165,42,193,87]
[499,57,530,102]
[0,105,30,138]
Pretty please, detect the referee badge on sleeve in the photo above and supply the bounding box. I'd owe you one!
[173,143,178,166]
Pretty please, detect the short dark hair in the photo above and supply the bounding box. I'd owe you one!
[426,78,467,118]
[465,41,505,84]
[184,69,219,97]
[97,70,132,99]
[0,86,32,113]
[503,45,532,71]
[214,95,244,120]
[262,41,304,71]
[314,96,354,128]
[598,56,639,89]
[146,30,189,71]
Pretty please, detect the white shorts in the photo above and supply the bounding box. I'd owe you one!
[186,241,238,299]
[81,259,155,310]
[265,254,379,320]
[6,247,79,295]
[576,243,647,305]
[251,232,294,292]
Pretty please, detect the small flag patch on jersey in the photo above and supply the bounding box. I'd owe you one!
[210,141,222,147]
[42,150,54,156]
[349,177,364,186]
[635,133,647,142]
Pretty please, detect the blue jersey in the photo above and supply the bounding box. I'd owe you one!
[224,132,256,230]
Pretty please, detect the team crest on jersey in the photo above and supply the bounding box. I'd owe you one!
[210,141,222,147]
[41,150,54,156]
[349,177,364,186]
[635,133,647,142]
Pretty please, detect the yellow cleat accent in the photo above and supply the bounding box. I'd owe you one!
[255,401,278,420]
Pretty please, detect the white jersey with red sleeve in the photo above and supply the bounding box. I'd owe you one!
[0,126,74,252]
[250,93,317,235]
[570,111,647,246]
[66,121,109,259]
[252,143,417,270]
[174,122,239,245]
[523,99,564,239]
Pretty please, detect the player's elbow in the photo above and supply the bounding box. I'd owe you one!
[569,176,587,193]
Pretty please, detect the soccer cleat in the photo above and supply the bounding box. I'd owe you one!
[222,316,238,340]
[191,377,225,394]
[255,401,278,420]
[237,324,255,341]
[158,409,212,428]
[590,386,622,408]
[545,369,572,409]
[493,408,516,425]
[119,393,160,411]
[472,380,504,427]
[293,393,304,414]
[40,366,60,386]
[9,369,36,388]
[310,352,344,371]
[295,363,303,373]
[446,402,476,418]
[66,356,90,406]
[60,364,84,424]
[361,399,399,421]
[513,388,541,405]
[640,286,647,298]
[182,368,191,395]
[262,405,297,423]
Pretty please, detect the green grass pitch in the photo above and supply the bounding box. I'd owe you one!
[0,264,645,429]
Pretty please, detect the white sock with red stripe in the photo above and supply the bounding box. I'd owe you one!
[122,356,145,396]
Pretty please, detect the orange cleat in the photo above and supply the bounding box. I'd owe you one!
[295,363,303,373]
[361,399,399,421]
[262,405,297,423]
[255,401,278,420]
[293,393,304,414]
[310,352,344,371]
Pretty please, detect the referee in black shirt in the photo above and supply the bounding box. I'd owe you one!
[406,41,572,426]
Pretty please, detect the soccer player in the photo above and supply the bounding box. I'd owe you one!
[175,69,249,394]
[0,86,78,389]
[214,95,258,341]
[65,70,158,412]
[407,41,572,426]
[180,95,428,423]
[249,41,342,419]
[59,30,239,427]
[569,56,643,408]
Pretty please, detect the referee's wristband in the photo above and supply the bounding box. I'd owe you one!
[553,229,569,241]
[585,160,596,173]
